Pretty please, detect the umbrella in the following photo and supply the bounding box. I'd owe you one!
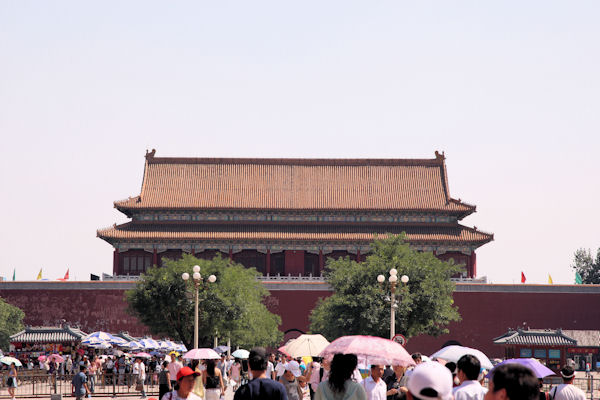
[214,345,230,354]
[176,343,188,352]
[90,342,112,350]
[487,358,555,378]
[132,352,152,359]
[319,335,415,367]
[38,355,47,361]
[109,336,128,346]
[124,341,142,350]
[430,345,493,370]
[150,350,163,357]
[48,354,65,363]
[285,334,330,358]
[231,349,250,359]
[139,338,160,350]
[159,340,177,351]
[81,337,106,346]
[278,345,291,357]
[0,356,22,367]
[82,331,114,342]
[184,348,221,360]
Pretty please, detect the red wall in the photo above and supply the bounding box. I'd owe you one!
[284,250,305,275]
[2,284,599,360]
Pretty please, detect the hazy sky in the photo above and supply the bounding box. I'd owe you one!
[1,1,598,284]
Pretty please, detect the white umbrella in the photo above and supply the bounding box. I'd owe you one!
[0,356,22,367]
[139,338,160,350]
[82,332,113,342]
[285,334,330,358]
[184,348,221,360]
[81,337,105,346]
[429,345,493,370]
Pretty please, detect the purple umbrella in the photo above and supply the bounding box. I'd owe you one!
[487,358,555,378]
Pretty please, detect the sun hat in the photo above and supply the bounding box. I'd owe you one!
[407,361,453,400]
[176,366,200,381]
[285,360,302,377]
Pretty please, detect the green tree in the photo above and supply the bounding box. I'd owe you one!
[126,254,282,349]
[0,298,24,351]
[571,248,600,284]
[310,234,463,340]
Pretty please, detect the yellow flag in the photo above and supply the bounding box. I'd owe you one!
[36,269,42,280]
[548,274,553,284]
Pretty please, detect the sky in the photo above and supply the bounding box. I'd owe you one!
[1,1,599,284]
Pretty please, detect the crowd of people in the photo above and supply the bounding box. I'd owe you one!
[152,348,589,400]
[3,347,590,400]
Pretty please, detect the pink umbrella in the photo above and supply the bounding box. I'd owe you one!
[132,352,152,359]
[319,335,416,367]
[277,345,290,357]
[183,348,221,360]
[48,354,65,363]
[37,355,47,361]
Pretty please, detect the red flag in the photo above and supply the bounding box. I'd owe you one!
[57,269,69,281]
[521,271,526,283]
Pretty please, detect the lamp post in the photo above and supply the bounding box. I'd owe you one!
[377,269,409,340]
[182,265,216,349]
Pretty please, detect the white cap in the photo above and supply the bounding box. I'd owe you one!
[285,360,302,377]
[407,362,453,400]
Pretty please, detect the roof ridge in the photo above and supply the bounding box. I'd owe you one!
[143,149,447,167]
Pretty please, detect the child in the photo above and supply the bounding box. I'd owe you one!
[297,376,311,400]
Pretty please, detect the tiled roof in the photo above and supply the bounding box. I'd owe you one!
[10,326,88,343]
[97,222,493,244]
[562,330,600,347]
[114,151,475,215]
[493,329,577,346]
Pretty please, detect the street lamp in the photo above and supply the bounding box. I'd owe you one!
[377,269,409,339]
[182,265,217,349]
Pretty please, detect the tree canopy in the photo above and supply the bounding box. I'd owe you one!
[571,248,600,284]
[310,234,463,340]
[126,254,282,349]
[0,298,24,351]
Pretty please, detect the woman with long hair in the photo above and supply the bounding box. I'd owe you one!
[202,359,225,400]
[7,362,18,400]
[314,354,366,400]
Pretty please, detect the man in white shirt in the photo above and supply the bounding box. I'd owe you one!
[266,353,275,379]
[549,366,586,400]
[363,364,387,400]
[167,353,183,388]
[453,355,487,400]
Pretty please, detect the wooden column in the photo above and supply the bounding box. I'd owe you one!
[318,250,324,275]
[113,249,120,275]
[229,247,233,261]
[153,249,158,267]
[471,251,477,278]
[356,249,361,262]
[266,250,271,275]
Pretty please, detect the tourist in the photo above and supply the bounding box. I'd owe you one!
[158,361,172,400]
[233,347,288,400]
[7,362,18,400]
[105,356,115,385]
[133,358,147,398]
[298,376,311,400]
[384,365,408,400]
[161,366,202,400]
[203,359,225,400]
[217,354,229,384]
[231,358,243,390]
[305,357,323,399]
[279,360,304,400]
[88,355,98,393]
[118,356,126,385]
[72,365,91,400]
[484,364,540,400]
[314,353,366,400]
[189,359,204,398]
[406,361,453,400]
[363,365,387,400]
[266,353,275,380]
[275,355,290,380]
[167,353,183,389]
[547,366,585,400]
[453,355,487,400]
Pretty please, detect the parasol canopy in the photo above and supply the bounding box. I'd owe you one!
[184,348,221,360]
[285,334,330,358]
[231,349,250,359]
[430,345,493,370]
[487,358,555,378]
[319,335,415,367]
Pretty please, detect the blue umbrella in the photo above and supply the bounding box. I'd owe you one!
[139,338,160,350]
[214,345,230,354]
[124,341,142,351]
[82,332,113,342]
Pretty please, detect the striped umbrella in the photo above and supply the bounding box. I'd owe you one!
[139,338,160,350]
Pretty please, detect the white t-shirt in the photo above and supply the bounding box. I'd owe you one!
[167,361,183,380]
[452,380,487,400]
[362,376,387,400]
[551,384,586,400]
[266,361,275,379]
[275,362,287,377]
[160,390,203,400]
[132,362,140,375]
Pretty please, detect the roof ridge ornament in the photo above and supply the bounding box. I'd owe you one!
[435,150,445,161]
[146,149,156,160]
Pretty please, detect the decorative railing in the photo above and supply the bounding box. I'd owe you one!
[257,274,326,282]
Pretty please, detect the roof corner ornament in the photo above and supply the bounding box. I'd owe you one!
[435,150,445,161]
[146,148,156,159]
